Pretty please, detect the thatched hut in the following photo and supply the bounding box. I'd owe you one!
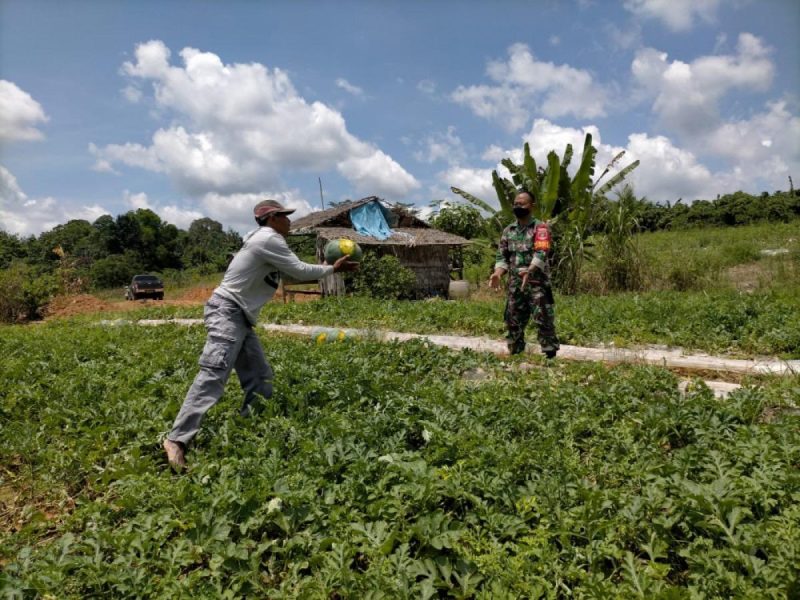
[290,196,470,298]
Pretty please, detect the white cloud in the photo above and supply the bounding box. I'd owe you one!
[0,165,107,236]
[414,126,466,166]
[439,119,725,207]
[0,80,49,142]
[605,20,643,51]
[200,190,314,234]
[451,43,606,132]
[623,0,720,31]
[624,133,716,201]
[523,120,719,201]
[121,190,206,230]
[632,33,774,137]
[122,85,143,103]
[703,101,800,187]
[337,148,420,197]
[92,41,419,199]
[335,78,364,96]
[417,79,436,95]
[628,34,798,191]
[441,165,498,210]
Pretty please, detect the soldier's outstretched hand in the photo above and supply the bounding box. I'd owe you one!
[489,269,504,290]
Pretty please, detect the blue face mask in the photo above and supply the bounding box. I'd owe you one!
[513,206,530,218]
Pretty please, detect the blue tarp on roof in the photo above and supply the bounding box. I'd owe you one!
[349,201,394,240]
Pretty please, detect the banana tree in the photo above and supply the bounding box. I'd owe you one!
[449,133,640,294]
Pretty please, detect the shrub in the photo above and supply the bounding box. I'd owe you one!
[462,243,495,286]
[89,253,142,289]
[0,262,58,323]
[347,252,417,299]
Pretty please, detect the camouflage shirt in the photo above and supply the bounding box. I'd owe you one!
[495,220,552,289]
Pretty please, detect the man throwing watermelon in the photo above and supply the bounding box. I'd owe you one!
[489,189,560,358]
[163,199,358,470]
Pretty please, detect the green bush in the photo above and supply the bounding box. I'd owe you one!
[462,243,495,286]
[89,253,142,289]
[0,262,58,323]
[347,252,417,299]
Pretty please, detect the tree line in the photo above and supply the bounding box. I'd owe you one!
[432,188,800,243]
[0,209,242,322]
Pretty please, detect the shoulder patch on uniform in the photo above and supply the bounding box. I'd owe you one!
[534,222,551,251]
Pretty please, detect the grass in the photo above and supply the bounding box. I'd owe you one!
[584,221,800,293]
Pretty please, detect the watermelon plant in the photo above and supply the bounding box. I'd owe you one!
[1,320,798,597]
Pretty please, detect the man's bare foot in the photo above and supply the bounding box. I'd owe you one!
[163,438,186,470]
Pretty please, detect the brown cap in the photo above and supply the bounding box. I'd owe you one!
[254,199,296,219]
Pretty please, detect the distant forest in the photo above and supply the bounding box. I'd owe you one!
[0,210,241,287]
[622,188,800,233]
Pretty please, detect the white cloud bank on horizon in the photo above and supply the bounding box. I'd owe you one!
[441,119,744,209]
[91,41,420,208]
[0,82,108,236]
[1,165,107,236]
[119,189,316,234]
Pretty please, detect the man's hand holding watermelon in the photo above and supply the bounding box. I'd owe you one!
[332,254,359,272]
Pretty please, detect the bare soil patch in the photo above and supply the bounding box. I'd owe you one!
[726,262,766,292]
[44,284,321,319]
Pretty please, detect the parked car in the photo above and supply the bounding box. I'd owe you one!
[125,274,164,300]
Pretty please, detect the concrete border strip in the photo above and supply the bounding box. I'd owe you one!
[99,319,799,378]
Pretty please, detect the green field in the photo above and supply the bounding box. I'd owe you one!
[1,322,799,597]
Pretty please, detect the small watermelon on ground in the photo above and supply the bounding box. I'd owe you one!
[324,238,363,263]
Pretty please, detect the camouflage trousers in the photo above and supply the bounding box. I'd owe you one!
[503,284,560,355]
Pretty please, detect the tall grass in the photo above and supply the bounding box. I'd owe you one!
[584,220,800,293]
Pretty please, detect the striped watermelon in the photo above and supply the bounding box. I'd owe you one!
[324,238,363,263]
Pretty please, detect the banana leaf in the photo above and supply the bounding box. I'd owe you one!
[536,151,561,220]
[570,133,596,204]
[593,150,626,190]
[594,160,640,197]
[561,143,573,171]
[450,186,495,215]
[501,159,522,188]
[522,143,539,197]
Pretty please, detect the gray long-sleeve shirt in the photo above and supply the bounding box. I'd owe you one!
[213,226,333,325]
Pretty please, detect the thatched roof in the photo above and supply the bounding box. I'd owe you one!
[309,227,470,246]
[290,196,469,246]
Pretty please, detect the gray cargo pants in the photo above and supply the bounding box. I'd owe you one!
[167,294,273,446]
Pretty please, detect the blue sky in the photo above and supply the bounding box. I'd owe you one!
[1,0,798,236]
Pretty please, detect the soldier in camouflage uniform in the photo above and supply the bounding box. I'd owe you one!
[489,189,560,357]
